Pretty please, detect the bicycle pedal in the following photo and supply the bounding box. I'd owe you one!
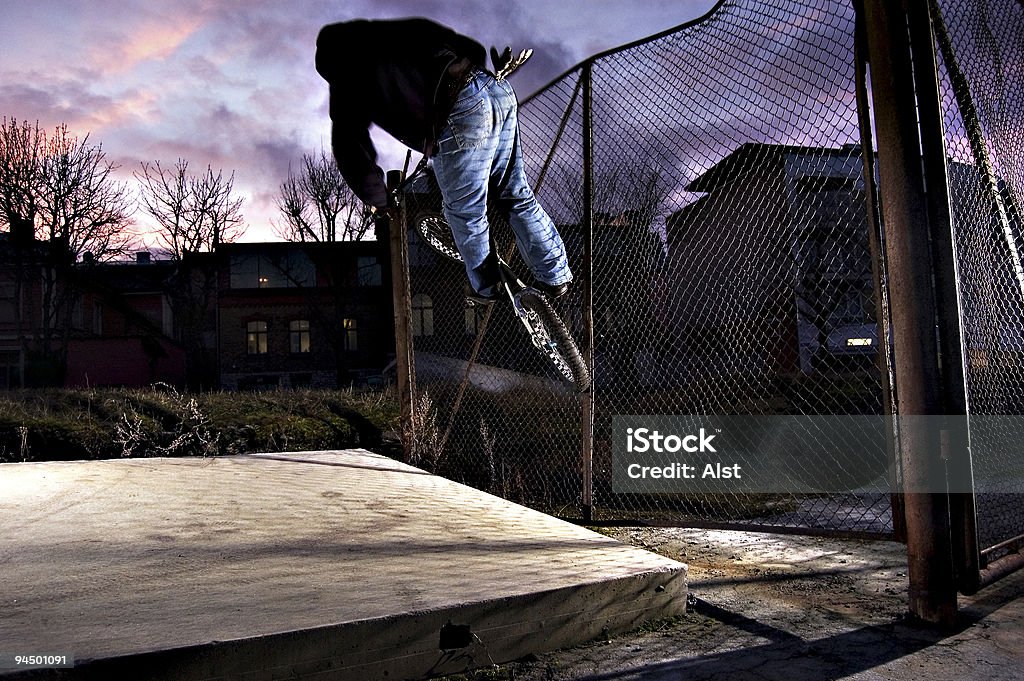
[465,295,497,307]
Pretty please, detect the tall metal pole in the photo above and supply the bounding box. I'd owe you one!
[386,169,417,464]
[853,0,903,542]
[862,0,958,626]
[580,62,595,523]
[906,0,977,596]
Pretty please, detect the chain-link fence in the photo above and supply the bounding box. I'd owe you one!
[933,0,1024,567]
[403,173,586,516]
[405,0,897,536]
[402,0,1024,561]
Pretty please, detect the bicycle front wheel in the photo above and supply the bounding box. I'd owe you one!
[516,290,591,393]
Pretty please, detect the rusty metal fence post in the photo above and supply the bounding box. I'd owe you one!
[580,61,595,523]
[853,0,904,543]
[907,0,977,597]
[862,0,961,626]
[386,169,417,463]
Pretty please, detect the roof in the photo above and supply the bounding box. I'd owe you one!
[686,142,863,193]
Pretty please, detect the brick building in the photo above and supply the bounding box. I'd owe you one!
[1,230,394,391]
[215,240,392,390]
[0,235,185,389]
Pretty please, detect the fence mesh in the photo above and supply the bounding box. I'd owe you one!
[934,0,1024,563]
[405,0,896,535]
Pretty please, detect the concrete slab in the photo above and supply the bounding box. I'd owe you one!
[0,450,687,680]
[470,528,1024,680]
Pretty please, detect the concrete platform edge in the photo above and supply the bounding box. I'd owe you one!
[2,566,687,681]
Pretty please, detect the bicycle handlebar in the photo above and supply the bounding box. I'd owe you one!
[388,156,431,203]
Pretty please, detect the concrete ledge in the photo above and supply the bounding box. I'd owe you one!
[0,451,686,680]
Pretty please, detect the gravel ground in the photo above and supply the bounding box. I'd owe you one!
[436,527,1024,681]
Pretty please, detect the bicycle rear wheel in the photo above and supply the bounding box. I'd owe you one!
[516,289,591,393]
[412,210,463,262]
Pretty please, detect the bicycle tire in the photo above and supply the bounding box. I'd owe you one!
[516,289,591,393]
[413,210,463,263]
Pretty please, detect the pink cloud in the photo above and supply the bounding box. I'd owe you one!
[88,16,202,74]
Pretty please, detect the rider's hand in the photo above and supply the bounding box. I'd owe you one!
[370,203,398,224]
[490,45,512,74]
[490,46,533,80]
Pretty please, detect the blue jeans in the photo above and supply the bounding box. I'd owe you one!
[433,71,572,296]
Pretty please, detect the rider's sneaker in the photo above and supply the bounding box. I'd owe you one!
[533,280,570,300]
[465,284,498,306]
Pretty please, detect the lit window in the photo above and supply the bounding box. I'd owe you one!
[247,320,268,354]
[343,318,358,351]
[290,320,310,353]
[230,252,315,289]
[411,294,434,337]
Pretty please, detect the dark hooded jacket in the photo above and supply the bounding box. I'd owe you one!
[315,18,487,208]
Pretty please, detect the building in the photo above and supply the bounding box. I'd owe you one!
[1,229,394,391]
[65,252,185,388]
[215,240,392,390]
[0,235,185,389]
[663,142,878,382]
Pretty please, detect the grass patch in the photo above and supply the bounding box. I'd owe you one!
[0,386,399,462]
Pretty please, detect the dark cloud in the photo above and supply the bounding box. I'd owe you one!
[0,84,61,122]
[2,0,718,242]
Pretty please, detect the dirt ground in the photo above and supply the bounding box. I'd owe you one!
[438,527,1024,680]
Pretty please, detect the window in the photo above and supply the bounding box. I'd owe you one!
[231,254,258,288]
[357,256,382,286]
[411,294,434,337]
[409,237,435,267]
[290,320,310,353]
[247,320,268,355]
[0,351,20,389]
[230,251,315,289]
[342,318,358,351]
[93,302,103,336]
[0,283,16,323]
[71,298,84,329]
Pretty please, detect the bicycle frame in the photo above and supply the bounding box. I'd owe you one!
[391,162,589,391]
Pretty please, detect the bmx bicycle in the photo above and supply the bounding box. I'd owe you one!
[390,169,591,393]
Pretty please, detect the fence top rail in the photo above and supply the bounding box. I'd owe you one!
[520,0,728,107]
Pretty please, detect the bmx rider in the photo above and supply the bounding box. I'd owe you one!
[314,17,572,303]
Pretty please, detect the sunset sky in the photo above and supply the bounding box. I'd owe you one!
[1,0,718,246]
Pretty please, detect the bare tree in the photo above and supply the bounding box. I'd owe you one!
[274,148,371,242]
[0,118,41,385]
[1,119,132,259]
[0,118,43,240]
[135,159,245,260]
[0,118,135,384]
[134,158,245,388]
[38,124,134,260]
[549,158,668,229]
